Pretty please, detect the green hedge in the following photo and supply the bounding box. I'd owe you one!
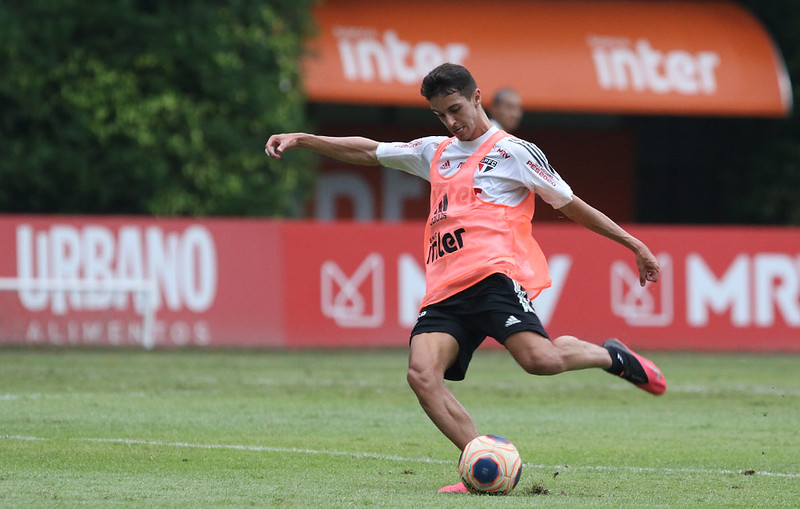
[0,0,316,216]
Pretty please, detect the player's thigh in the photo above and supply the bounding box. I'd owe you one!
[504,330,564,375]
[408,332,460,377]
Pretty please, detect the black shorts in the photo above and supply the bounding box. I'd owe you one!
[410,273,549,381]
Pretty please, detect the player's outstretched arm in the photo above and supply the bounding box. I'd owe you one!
[558,195,659,287]
[265,133,380,166]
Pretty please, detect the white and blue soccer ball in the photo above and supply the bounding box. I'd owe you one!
[458,434,523,495]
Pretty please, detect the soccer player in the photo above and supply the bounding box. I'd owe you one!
[488,87,523,132]
[265,63,666,493]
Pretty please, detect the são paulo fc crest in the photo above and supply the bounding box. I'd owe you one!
[477,157,498,172]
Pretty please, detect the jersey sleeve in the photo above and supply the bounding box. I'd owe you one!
[376,136,445,182]
[504,137,574,209]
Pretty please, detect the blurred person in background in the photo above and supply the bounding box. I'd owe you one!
[489,87,523,132]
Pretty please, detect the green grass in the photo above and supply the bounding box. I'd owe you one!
[1,347,798,508]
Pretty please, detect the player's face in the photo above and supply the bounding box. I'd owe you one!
[429,89,483,141]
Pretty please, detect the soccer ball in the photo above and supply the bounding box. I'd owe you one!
[458,434,522,495]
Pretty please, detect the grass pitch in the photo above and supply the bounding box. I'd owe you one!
[1,347,798,508]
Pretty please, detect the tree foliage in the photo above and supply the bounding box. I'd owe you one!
[0,0,316,216]
[3,1,800,224]
[734,1,800,224]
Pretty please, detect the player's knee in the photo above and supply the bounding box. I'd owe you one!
[517,350,566,375]
[406,363,436,395]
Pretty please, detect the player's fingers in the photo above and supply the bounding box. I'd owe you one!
[264,138,282,159]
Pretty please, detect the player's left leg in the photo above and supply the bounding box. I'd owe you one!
[504,331,612,374]
[505,331,666,395]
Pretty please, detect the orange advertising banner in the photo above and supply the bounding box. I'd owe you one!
[303,0,792,117]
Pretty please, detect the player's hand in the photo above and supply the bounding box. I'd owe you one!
[265,133,302,159]
[636,248,660,287]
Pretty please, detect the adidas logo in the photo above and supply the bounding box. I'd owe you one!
[430,193,449,225]
[504,315,521,327]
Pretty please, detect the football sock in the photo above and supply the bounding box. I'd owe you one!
[605,345,624,375]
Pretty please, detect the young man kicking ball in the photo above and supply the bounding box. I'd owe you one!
[265,63,666,493]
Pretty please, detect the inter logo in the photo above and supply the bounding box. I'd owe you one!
[426,228,466,264]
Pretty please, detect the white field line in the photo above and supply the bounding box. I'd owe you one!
[2,382,800,402]
[2,434,798,479]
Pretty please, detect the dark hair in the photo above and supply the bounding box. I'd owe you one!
[492,87,518,105]
[420,63,477,100]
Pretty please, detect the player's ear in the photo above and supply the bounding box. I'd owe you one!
[473,88,482,106]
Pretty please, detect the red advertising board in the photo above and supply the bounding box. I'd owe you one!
[0,216,798,351]
[0,217,283,348]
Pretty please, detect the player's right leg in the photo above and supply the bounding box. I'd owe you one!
[407,332,478,451]
[407,332,474,494]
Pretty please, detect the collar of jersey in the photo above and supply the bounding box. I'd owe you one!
[454,125,499,150]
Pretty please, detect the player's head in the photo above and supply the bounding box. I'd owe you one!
[421,64,489,141]
[420,63,477,101]
[489,87,523,132]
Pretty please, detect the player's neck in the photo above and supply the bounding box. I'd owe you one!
[466,111,494,141]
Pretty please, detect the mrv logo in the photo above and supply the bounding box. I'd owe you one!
[426,228,466,264]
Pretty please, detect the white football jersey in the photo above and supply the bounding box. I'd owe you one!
[376,126,573,209]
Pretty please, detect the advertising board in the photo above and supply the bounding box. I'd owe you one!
[1,217,798,351]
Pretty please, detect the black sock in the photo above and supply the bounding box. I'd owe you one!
[605,346,624,375]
